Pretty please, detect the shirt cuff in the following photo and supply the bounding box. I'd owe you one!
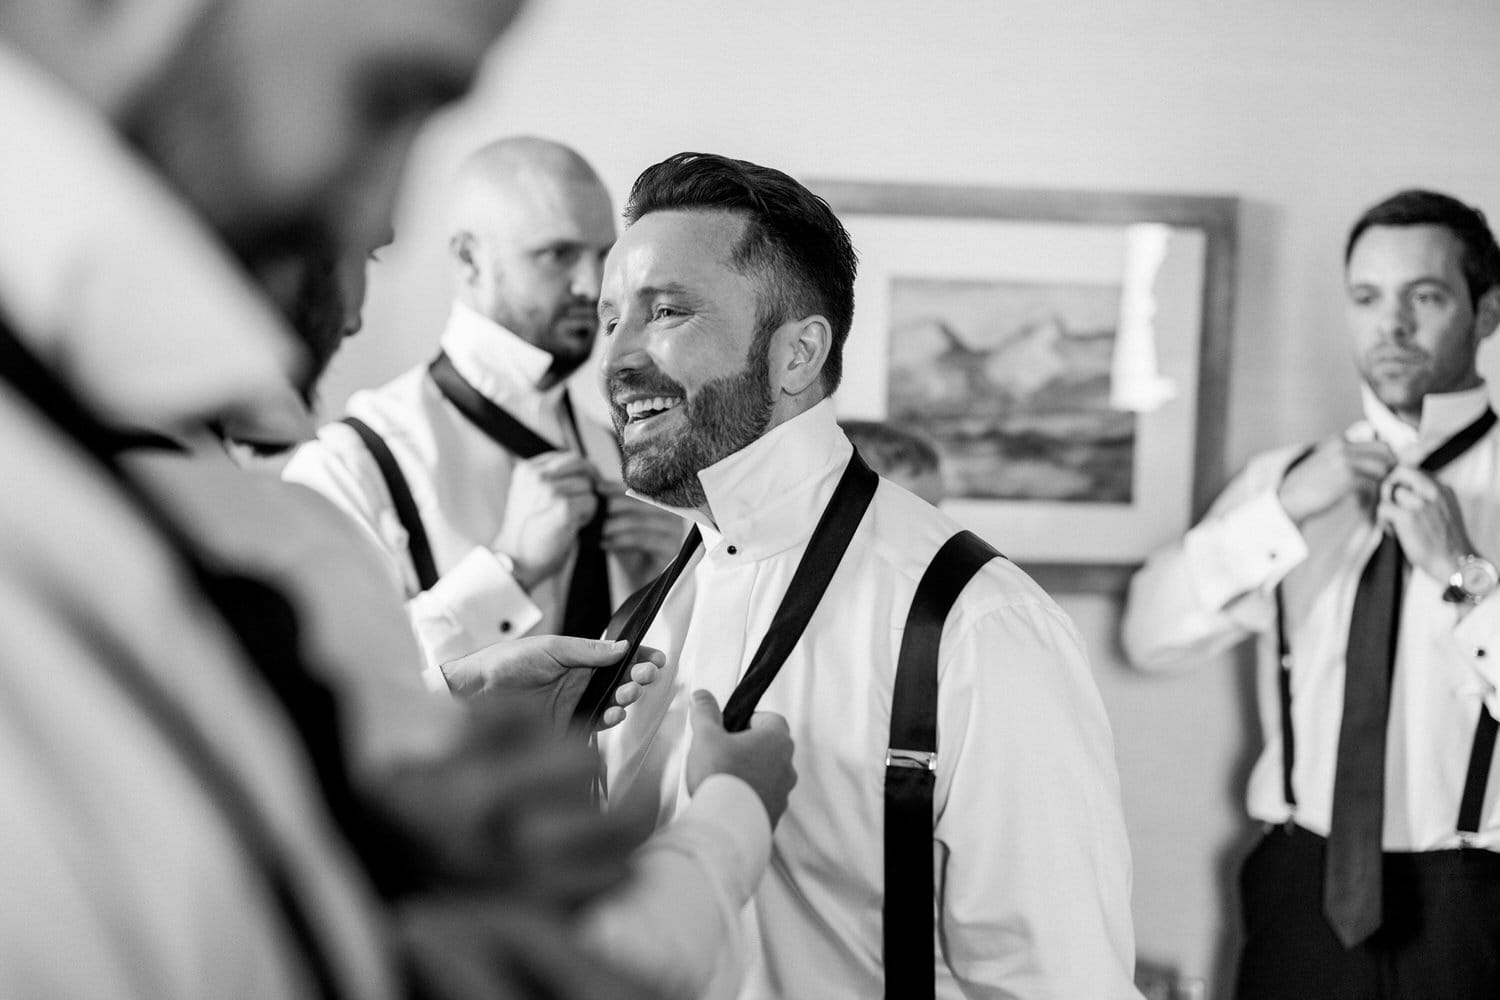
[408,546,543,665]
[1183,491,1308,610]
[1453,595,1500,715]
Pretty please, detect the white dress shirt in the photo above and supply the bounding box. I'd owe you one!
[600,400,1141,1000]
[284,303,628,679]
[1123,384,1500,850]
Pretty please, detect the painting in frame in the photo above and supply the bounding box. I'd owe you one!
[811,181,1238,593]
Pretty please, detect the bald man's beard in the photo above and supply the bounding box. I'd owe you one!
[608,335,775,509]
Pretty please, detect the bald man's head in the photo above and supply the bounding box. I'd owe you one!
[448,137,615,386]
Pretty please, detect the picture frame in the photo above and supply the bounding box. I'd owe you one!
[811,180,1238,593]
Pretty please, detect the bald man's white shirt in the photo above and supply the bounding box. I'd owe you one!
[285,302,629,684]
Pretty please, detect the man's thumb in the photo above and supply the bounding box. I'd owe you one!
[556,636,628,668]
[689,689,724,732]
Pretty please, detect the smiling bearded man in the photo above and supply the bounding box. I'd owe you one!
[608,323,775,508]
[594,151,1142,1000]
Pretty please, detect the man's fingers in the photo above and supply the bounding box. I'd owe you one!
[544,636,627,669]
[748,710,790,735]
[690,689,724,733]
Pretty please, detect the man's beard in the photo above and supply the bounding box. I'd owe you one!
[608,340,775,508]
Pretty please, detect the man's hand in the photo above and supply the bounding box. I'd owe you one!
[494,452,600,591]
[1377,466,1475,584]
[599,481,684,590]
[440,635,664,732]
[684,690,797,828]
[1277,435,1396,524]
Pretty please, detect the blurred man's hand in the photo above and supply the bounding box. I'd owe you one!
[494,452,601,590]
[1278,434,1396,523]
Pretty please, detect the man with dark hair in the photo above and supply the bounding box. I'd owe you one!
[1124,189,1500,1000]
[286,137,684,683]
[597,152,1140,998]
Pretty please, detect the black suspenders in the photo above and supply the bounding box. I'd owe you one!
[340,416,440,592]
[884,530,1001,1000]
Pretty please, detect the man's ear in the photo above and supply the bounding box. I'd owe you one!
[450,232,481,284]
[1476,287,1500,342]
[772,315,832,398]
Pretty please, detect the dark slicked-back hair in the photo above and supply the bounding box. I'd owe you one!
[1346,189,1500,306]
[624,152,858,393]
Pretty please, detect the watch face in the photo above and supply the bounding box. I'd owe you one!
[1461,557,1500,596]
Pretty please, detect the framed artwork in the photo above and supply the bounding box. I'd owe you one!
[812,181,1238,593]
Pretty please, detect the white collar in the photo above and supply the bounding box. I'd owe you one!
[1358,381,1493,463]
[439,301,566,409]
[639,399,853,560]
[0,44,310,442]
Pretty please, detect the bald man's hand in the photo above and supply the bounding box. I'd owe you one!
[685,691,797,828]
[493,452,600,591]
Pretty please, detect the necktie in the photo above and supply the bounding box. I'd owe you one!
[572,451,879,731]
[1323,406,1497,947]
[429,352,611,639]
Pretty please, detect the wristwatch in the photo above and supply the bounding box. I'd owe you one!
[1443,554,1500,605]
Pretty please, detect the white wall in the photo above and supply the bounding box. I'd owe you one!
[323,1,1500,993]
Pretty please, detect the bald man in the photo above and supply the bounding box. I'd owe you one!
[286,137,682,687]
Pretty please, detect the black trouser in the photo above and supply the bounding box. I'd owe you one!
[1236,824,1500,1000]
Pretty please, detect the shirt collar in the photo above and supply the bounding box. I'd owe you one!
[639,399,852,560]
[439,301,566,408]
[1358,381,1493,462]
[0,44,311,443]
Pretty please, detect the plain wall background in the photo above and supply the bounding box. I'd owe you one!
[319,1,1500,993]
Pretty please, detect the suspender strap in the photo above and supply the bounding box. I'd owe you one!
[1459,710,1499,835]
[340,416,439,592]
[1273,445,1317,811]
[885,530,1000,1000]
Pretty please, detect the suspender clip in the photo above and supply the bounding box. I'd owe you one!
[886,748,937,771]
